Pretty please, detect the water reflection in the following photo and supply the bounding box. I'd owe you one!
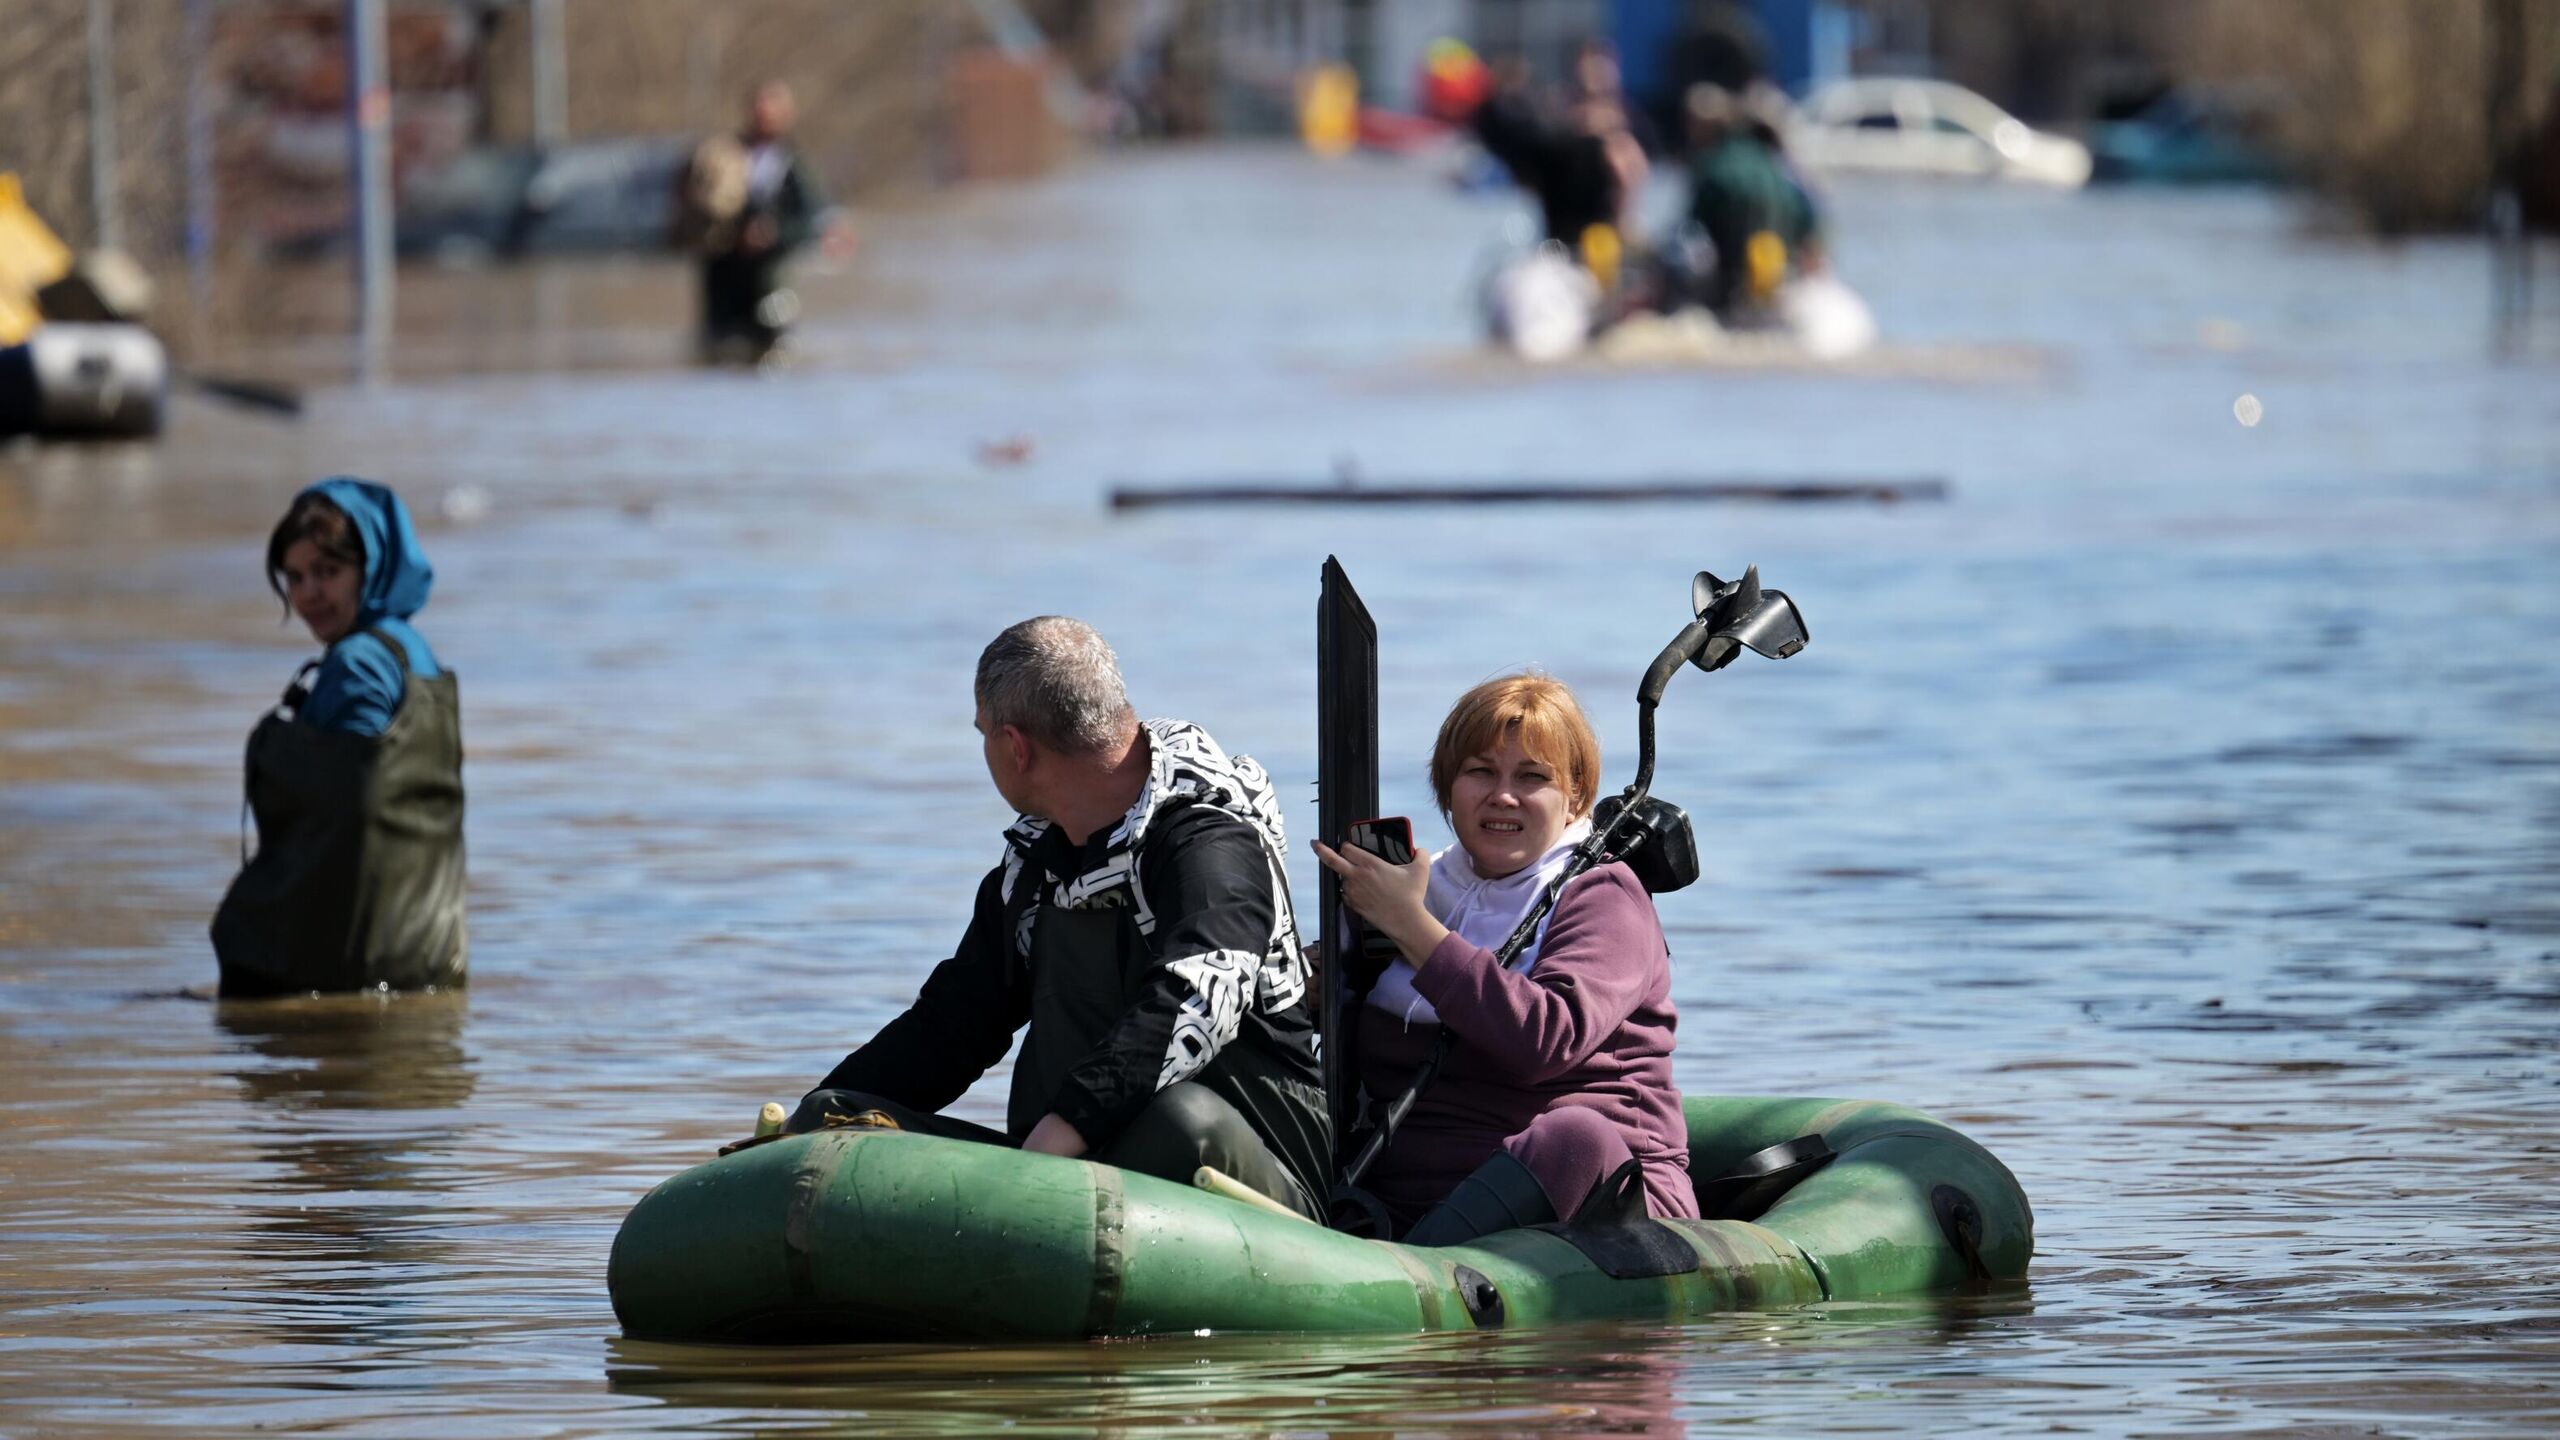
[217,991,478,1115]
[608,1328,1688,1437]
[218,993,476,1355]
[603,1293,2046,1436]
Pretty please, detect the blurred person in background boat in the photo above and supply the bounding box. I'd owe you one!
[672,80,853,366]
[1315,675,1694,1244]
[1570,37,1657,198]
[1675,82,1825,319]
[212,479,465,998]
[1467,43,1647,266]
[789,618,1334,1217]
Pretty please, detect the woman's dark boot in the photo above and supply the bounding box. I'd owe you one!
[1401,1152,1557,1245]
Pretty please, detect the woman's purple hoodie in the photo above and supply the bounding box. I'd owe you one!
[1357,860,1696,1222]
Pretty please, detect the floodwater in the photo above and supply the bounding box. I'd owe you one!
[3,146,2557,1436]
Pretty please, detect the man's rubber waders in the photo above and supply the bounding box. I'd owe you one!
[1013,902,1327,1216]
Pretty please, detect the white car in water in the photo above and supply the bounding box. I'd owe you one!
[1787,78,2093,189]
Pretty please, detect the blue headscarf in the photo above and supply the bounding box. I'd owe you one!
[307,477,434,624]
[293,478,441,735]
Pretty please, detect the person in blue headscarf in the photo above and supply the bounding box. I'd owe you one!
[266,478,444,734]
[213,479,467,997]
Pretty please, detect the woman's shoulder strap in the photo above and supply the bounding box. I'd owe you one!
[301,632,408,736]
[1556,859,1651,912]
[361,625,413,673]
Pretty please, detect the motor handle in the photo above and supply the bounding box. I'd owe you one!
[1638,617,1714,707]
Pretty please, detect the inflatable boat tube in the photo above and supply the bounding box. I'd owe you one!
[608,1095,2032,1342]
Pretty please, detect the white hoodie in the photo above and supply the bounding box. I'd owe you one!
[1364,816,1594,1027]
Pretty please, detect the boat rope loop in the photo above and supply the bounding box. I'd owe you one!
[717,1106,900,1157]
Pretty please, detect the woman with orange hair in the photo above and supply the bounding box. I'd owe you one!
[1315,673,1695,1244]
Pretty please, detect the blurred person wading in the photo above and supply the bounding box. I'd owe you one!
[674,80,834,365]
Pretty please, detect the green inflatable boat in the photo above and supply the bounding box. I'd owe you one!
[608,1095,2032,1342]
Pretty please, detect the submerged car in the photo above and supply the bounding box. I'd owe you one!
[2087,89,2285,186]
[1788,78,2092,189]
[264,136,695,262]
[398,136,694,260]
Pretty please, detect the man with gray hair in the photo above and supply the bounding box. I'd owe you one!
[792,617,1333,1216]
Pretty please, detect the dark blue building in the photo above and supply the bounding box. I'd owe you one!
[1612,0,1856,116]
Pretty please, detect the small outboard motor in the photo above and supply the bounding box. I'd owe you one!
[1592,792,1700,895]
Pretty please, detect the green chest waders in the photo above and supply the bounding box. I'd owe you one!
[212,630,467,997]
[1006,899,1332,1213]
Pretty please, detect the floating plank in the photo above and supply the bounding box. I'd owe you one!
[1110,478,1949,510]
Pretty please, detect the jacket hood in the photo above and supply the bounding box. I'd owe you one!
[305,477,433,625]
[1001,718,1292,908]
[1113,718,1290,861]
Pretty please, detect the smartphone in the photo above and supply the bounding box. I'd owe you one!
[1338,817,1415,986]
[1343,816,1415,866]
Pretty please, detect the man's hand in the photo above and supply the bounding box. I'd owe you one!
[1021,1113,1088,1158]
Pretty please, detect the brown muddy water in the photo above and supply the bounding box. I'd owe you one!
[3,146,2557,1436]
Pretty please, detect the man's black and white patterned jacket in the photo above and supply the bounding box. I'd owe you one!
[815,718,1329,1180]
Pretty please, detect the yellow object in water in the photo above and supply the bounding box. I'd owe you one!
[1298,64,1358,159]
[1745,230,1789,301]
[0,173,75,346]
[1579,223,1623,293]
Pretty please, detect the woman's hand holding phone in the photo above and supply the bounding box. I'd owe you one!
[1312,819,1448,968]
